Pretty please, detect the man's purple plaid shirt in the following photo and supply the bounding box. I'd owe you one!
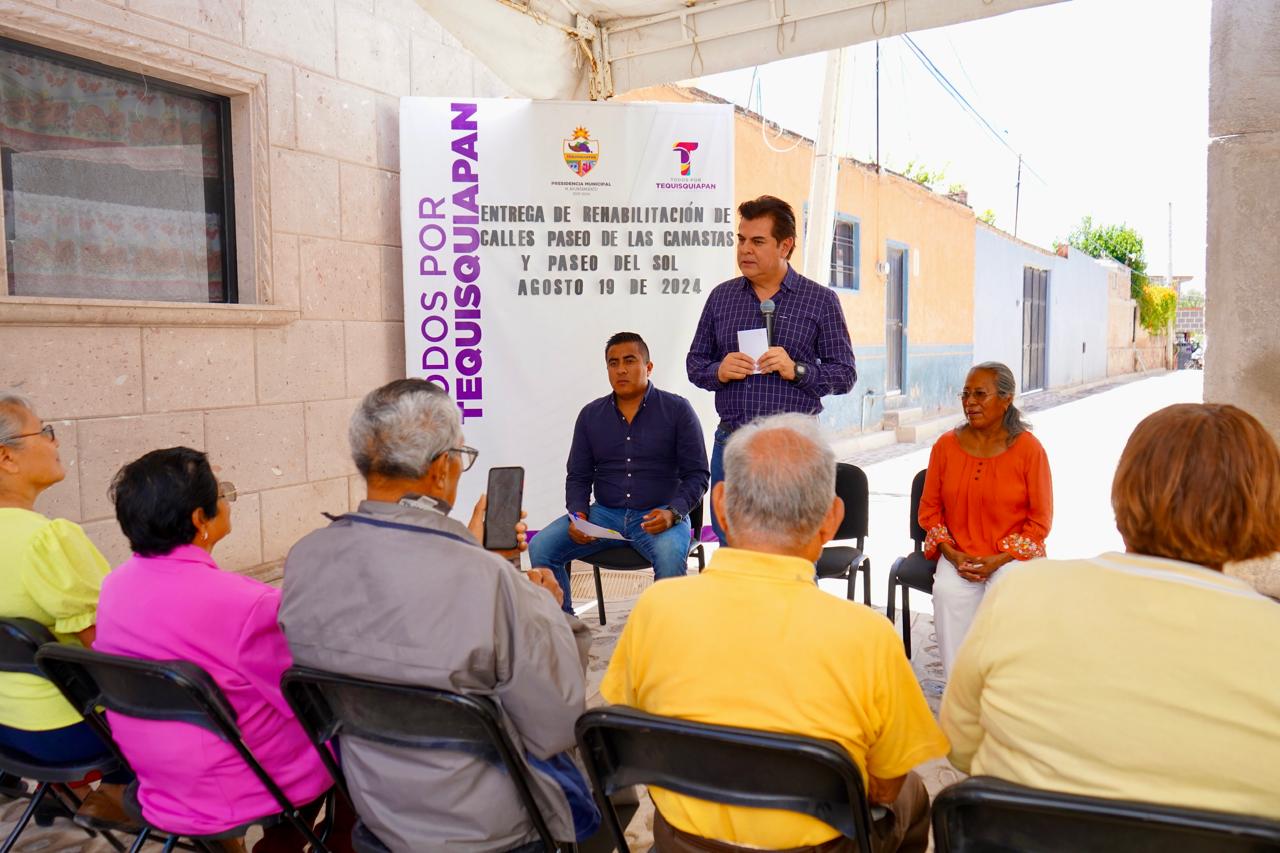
[686,265,857,430]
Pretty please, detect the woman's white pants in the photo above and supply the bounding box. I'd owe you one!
[933,555,1006,676]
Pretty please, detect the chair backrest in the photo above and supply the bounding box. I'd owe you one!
[688,498,704,537]
[576,706,874,853]
[932,777,1280,853]
[36,644,237,738]
[908,469,928,548]
[281,666,555,850]
[832,463,869,542]
[0,618,55,676]
[37,646,329,846]
[0,619,127,782]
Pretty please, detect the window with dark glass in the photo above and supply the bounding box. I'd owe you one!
[829,217,858,290]
[1,38,235,302]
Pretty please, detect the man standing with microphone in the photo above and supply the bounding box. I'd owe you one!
[686,195,856,543]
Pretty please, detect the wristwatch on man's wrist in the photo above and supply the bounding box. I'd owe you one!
[792,362,809,383]
[664,506,684,523]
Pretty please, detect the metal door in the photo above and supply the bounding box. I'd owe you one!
[1021,266,1048,391]
[885,247,906,393]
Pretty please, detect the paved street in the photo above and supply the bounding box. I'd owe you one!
[821,370,1205,610]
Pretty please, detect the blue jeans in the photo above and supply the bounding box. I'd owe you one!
[529,505,693,613]
[0,721,132,783]
[708,426,731,545]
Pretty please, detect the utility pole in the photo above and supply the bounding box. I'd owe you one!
[1013,154,1023,238]
[802,48,847,284]
[875,41,881,172]
[1168,201,1174,295]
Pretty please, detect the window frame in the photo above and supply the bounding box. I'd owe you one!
[0,34,239,303]
[828,212,860,292]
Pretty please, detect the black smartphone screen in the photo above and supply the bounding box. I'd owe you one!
[483,466,524,550]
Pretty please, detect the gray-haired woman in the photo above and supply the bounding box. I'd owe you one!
[0,391,135,826]
[917,363,1054,675]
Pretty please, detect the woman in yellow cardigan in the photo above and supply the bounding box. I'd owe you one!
[0,390,131,827]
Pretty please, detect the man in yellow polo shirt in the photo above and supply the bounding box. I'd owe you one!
[601,413,948,853]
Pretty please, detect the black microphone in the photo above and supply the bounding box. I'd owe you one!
[760,299,776,346]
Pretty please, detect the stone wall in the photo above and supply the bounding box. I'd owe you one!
[0,0,510,579]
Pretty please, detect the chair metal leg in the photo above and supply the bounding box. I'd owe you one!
[127,826,152,853]
[886,562,898,624]
[862,558,872,605]
[316,788,336,843]
[161,832,180,852]
[901,585,912,659]
[0,781,49,853]
[593,565,607,626]
[844,560,856,602]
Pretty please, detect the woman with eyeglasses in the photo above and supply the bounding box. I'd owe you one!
[93,447,353,853]
[918,362,1053,675]
[0,390,138,826]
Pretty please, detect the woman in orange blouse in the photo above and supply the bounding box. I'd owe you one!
[920,362,1053,675]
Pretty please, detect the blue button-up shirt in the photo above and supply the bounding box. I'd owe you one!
[685,265,857,430]
[565,384,709,518]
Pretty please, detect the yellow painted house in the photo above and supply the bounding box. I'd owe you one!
[622,84,976,433]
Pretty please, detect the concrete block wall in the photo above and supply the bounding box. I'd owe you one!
[0,0,510,578]
[1175,306,1205,335]
[1206,0,1280,441]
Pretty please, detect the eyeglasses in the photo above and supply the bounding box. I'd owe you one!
[959,390,994,402]
[435,445,479,472]
[217,481,238,503]
[0,424,55,444]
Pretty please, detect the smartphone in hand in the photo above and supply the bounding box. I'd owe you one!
[483,466,524,551]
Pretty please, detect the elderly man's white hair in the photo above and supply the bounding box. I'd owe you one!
[349,379,463,480]
[0,390,35,445]
[722,413,836,548]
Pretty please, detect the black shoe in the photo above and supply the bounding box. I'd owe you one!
[0,772,26,799]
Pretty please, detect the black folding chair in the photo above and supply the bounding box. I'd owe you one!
[0,618,128,853]
[586,500,706,625]
[885,469,936,659]
[281,665,565,853]
[575,705,876,853]
[933,776,1280,852]
[35,644,332,853]
[815,462,872,603]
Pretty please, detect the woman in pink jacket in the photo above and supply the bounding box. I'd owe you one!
[95,447,353,853]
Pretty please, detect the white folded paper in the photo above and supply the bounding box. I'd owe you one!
[737,327,769,374]
[567,514,629,541]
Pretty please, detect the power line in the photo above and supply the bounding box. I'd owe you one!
[899,34,1047,185]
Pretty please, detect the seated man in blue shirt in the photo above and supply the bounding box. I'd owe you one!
[530,332,710,613]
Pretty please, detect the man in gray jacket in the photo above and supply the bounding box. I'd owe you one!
[279,379,597,852]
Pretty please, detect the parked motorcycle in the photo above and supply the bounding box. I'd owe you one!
[1190,340,1205,370]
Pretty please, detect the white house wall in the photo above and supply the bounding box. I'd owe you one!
[973,226,1109,394]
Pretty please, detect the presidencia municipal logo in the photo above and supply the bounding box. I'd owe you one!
[563,126,599,176]
[672,141,699,176]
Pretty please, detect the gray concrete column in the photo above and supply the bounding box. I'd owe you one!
[1205,0,1280,439]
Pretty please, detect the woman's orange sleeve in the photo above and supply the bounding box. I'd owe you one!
[919,438,954,560]
[997,440,1053,560]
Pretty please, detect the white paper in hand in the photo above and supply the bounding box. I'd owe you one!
[567,514,629,541]
[737,327,769,375]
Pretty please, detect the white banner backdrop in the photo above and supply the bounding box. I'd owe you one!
[400,98,734,530]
